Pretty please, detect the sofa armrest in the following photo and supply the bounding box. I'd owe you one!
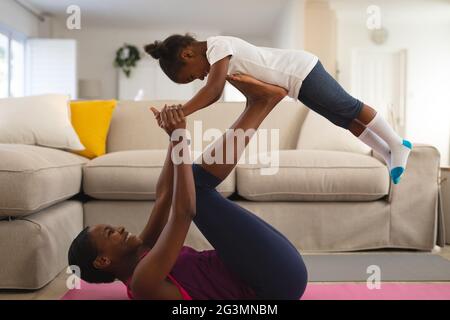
[388,144,441,250]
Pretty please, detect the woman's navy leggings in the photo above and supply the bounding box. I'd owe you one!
[192,164,308,300]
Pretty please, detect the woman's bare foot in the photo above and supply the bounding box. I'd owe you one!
[226,74,287,106]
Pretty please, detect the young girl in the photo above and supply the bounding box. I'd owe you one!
[144,34,412,184]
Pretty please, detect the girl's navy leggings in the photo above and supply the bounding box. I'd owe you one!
[192,164,308,300]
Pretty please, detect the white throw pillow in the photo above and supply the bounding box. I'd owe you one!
[296,110,371,155]
[0,94,85,150]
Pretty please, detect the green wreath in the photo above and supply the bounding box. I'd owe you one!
[114,44,141,78]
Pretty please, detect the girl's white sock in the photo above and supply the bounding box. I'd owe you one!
[358,128,391,170]
[365,113,412,183]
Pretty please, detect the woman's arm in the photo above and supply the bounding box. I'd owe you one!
[131,107,196,300]
[138,104,185,248]
[138,142,174,249]
[182,55,231,117]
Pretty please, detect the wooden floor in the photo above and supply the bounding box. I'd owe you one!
[1,246,449,300]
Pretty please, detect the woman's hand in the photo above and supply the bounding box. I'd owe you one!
[151,104,186,136]
[150,106,163,128]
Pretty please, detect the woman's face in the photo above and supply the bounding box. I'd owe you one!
[88,224,143,268]
[176,46,210,84]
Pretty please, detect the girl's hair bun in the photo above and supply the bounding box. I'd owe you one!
[144,41,167,59]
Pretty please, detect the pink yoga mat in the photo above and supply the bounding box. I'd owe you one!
[301,283,450,300]
[61,281,450,300]
[62,280,129,300]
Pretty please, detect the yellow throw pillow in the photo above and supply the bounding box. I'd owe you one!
[70,100,117,159]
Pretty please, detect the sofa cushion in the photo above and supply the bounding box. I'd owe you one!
[70,100,117,159]
[0,144,88,217]
[297,110,371,155]
[83,150,235,200]
[0,94,84,150]
[107,101,308,153]
[236,150,389,201]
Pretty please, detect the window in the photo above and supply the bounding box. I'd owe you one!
[26,39,77,99]
[11,39,25,97]
[0,33,8,98]
[0,24,26,98]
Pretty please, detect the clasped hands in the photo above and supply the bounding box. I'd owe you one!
[150,104,187,137]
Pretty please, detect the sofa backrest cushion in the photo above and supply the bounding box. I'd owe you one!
[297,109,371,155]
[0,94,84,151]
[107,100,309,153]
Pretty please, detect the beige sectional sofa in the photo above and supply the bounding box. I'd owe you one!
[0,100,444,289]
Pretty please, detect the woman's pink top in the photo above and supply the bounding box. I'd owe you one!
[125,246,256,300]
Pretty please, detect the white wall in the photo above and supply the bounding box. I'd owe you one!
[335,14,450,165]
[51,21,275,100]
[0,0,40,37]
[51,22,219,99]
[273,0,305,49]
[304,0,337,76]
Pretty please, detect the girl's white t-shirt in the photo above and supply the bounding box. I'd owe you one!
[206,36,319,99]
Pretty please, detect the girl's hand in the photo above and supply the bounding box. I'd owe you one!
[152,104,186,136]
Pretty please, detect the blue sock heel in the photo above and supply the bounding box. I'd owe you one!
[389,140,412,184]
[391,167,404,185]
[403,140,412,149]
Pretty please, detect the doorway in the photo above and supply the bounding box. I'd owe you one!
[351,49,407,136]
